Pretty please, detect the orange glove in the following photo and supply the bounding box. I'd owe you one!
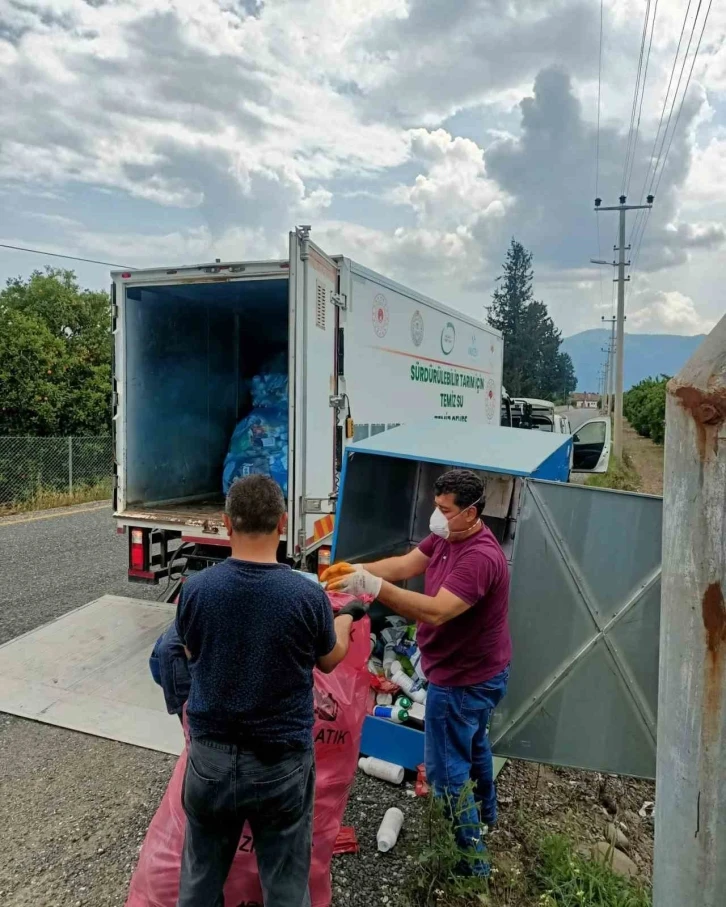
[320,562,360,584]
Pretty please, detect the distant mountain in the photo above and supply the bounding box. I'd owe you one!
[561,329,706,392]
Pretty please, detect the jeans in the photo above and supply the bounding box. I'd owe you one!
[150,624,191,716]
[424,666,509,875]
[178,737,315,907]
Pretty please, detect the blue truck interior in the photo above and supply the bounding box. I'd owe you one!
[123,278,288,507]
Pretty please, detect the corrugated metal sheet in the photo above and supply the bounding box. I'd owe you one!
[491,480,662,778]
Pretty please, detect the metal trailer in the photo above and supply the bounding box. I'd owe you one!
[332,421,661,774]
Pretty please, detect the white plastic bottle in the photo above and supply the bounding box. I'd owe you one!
[373,705,409,723]
[376,692,394,706]
[377,807,405,853]
[358,756,405,785]
[391,670,427,704]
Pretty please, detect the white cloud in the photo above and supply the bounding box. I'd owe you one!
[0,0,724,338]
[685,135,726,203]
[628,287,715,335]
[391,129,507,230]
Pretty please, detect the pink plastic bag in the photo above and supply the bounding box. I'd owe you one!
[126,592,371,907]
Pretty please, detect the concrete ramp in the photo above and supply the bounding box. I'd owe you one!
[0,595,184,755]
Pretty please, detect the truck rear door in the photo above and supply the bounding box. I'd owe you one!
[287,228,340,561]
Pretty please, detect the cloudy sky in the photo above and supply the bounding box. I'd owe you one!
[0,0,724,336]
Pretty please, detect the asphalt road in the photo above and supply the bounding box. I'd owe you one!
[0,503,158,646]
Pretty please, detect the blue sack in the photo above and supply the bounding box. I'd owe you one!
[250,372,288,408]
[222,402,289,496]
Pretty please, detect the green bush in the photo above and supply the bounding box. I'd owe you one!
[623,377,669,445]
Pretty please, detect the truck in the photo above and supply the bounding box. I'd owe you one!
[112,226,505,584]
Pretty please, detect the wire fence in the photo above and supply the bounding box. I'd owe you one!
[0,436,113,513]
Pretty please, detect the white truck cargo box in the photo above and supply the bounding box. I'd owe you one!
[112,227,503,579]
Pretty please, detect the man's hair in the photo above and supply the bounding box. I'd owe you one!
[433,469,485,516]
[225,475,286,535]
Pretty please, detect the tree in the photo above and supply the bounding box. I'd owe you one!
[488,239,577,400]
[0,269,112,435]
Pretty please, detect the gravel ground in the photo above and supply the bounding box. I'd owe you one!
[0,715,175,907]
[0,503,158,646]
[0,708,423,907]
[335,773,426,907]
[489,761,655,900]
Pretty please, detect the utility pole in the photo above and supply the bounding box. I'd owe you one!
[600,344,613,413]
[602,315,617,415]
[592,194,653,460]
[654,314,726,907]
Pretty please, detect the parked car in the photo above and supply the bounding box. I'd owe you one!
[511,397,610,474]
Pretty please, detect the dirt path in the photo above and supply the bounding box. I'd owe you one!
[623,422,664,496]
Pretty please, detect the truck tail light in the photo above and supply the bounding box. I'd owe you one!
[130,528,148,571]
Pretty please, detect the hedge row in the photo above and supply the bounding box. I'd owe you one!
[623,376,669,445]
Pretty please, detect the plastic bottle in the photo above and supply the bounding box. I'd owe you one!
[358,756,405,785]
[376,692,394,706]
[382,646,397,677]
[395,696,413,710]
[391,670,427,704]
[377,807,404,853]
[373,705,409,723]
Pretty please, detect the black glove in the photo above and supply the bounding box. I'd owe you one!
[336,599,370,622]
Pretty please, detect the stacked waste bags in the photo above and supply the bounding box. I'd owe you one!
[126,592,371,907]
[222,362,289,497]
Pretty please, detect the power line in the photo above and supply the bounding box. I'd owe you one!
[622,0,653,196]
[0,241,132,269]
[652,0,714,198]
[625,0,660,196]
[629,0,713,280]
[645,0,703,207]
[629,0,695,246]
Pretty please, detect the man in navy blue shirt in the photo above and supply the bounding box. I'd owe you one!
[175,475,365,907]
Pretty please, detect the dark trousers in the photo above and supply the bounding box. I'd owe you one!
[177,737,315,907]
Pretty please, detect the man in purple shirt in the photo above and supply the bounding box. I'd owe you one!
[325,469,510,875]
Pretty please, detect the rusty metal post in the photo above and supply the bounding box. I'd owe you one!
[654,314,726,907]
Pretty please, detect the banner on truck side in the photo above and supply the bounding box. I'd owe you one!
[344,274,503,430]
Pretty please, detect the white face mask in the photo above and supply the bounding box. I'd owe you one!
[429,495,483,540]
[429,507,452,539]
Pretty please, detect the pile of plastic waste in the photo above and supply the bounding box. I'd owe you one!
[367,617,428,728]
[222,355,289,496]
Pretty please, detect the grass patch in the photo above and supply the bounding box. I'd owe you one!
[535,835,651,907]
[405,787,491,907]
[585,453,640,493]
[406,789,653,907]
[0,479,112,516]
